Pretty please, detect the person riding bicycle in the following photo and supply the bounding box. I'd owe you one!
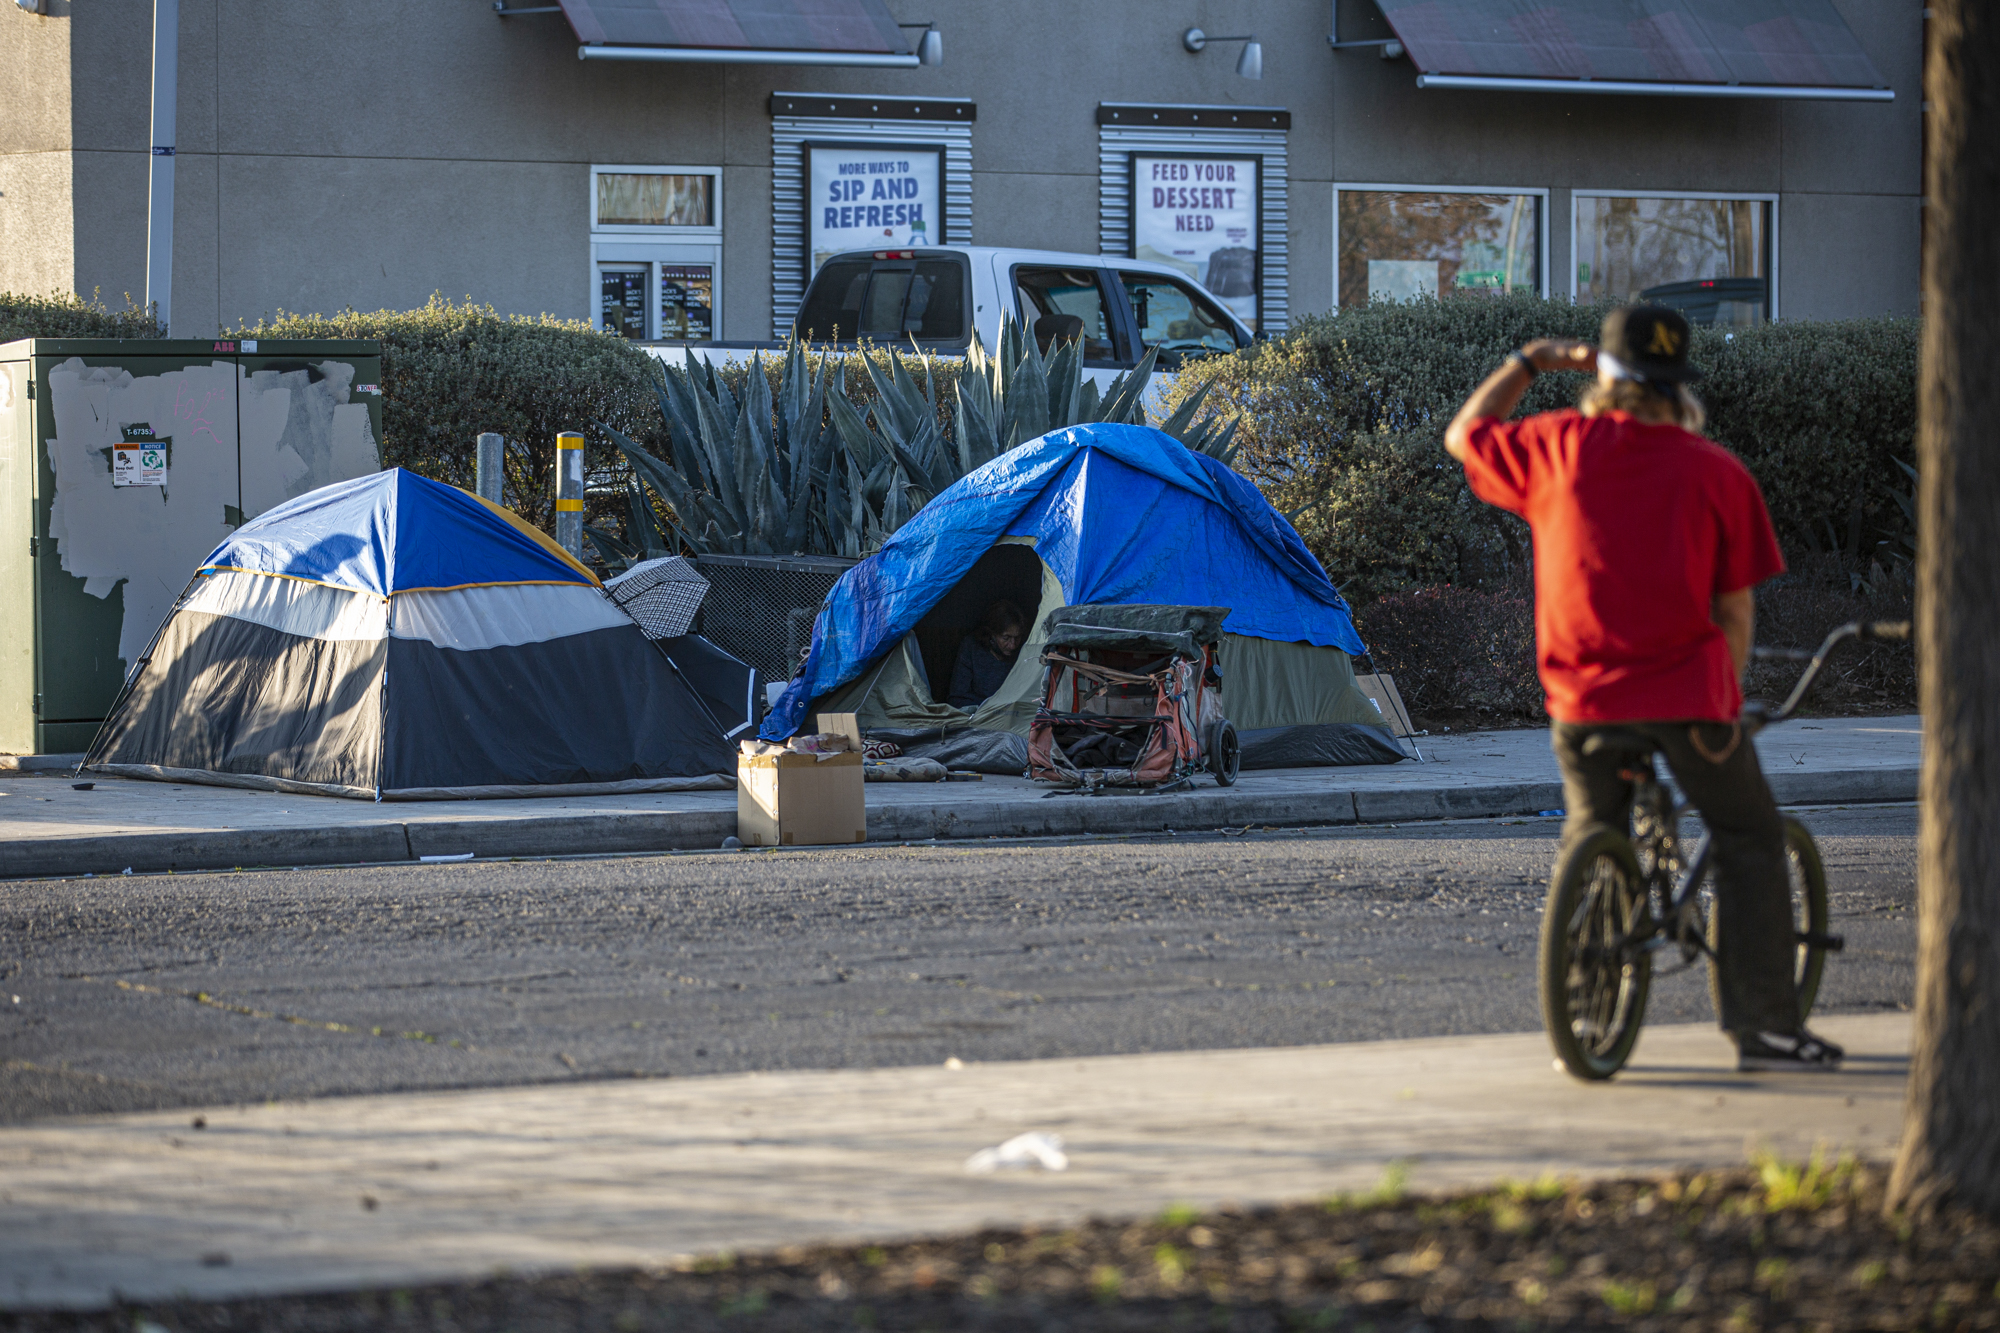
[1443,303,1842,1072]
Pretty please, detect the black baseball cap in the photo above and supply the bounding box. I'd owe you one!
[1599,304,1703,383]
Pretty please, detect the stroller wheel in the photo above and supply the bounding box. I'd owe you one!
[1207,719,1241,787]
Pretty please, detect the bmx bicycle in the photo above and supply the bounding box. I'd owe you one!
[1538,619,1912,1081]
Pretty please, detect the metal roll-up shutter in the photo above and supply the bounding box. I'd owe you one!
[770,93,975,339]
[1097,103,1291,336]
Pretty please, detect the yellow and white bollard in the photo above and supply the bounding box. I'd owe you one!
[554,431,585,558]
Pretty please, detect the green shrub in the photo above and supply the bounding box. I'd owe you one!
[1353,586,1541,723]
[1698,319,1918,559]
[1273,429,1526,598]
[1167,293,1919,600]
[1,289,164,342]
[1743,555,1916,712]
[1355,555,1915,727]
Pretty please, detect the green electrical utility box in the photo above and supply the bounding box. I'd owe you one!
[0,337,384,755]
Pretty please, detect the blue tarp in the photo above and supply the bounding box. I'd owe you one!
[200,469,596,597]
[762,423,1367,740]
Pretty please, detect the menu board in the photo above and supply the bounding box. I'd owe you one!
[1130,153,1261,330]
[806,142,943,278]
[600,267,647,340]
[660,264,714,342]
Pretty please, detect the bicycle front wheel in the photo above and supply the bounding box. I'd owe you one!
[1707,815,1832,1022]
[1540,825,1653,1081]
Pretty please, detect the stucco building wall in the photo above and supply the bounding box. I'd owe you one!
[1,0,1922,337]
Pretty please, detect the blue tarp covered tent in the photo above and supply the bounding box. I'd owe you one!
[86,469,737,799]
[763,424,1402,770]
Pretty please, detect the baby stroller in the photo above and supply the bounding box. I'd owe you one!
[1027,604,1240,793]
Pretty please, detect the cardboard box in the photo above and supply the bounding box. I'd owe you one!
[737,749,866,847]
[1354,671,1417,737]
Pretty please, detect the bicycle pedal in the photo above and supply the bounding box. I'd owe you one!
[1796,931,1845,952]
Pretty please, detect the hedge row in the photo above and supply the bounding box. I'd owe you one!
[1356,555,1916,725]
[229,297,676,533]
[227,298,974,539]
[1168,293,1919,602]
[1,289,163,343]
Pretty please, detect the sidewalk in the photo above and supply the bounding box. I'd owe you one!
[0,716,1920,878]
[0,1011,1910,1310]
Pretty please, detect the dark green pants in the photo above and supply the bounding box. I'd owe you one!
[1550,720,1802,1036]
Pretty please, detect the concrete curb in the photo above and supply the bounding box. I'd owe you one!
[0,824,413,880]
[0,754,85,774]
[1,767,1917,880]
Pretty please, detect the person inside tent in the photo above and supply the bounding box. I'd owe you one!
[948,601,1028,708]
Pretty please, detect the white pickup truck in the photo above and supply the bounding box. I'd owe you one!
[649,245,1256,390]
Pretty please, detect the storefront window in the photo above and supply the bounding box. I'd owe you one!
[658,265,714,341]
[600,265,647,340]
[1575,196,1769,325]
[1338,190,1541,307]
[595,173,713,228]
[591,165,723,343]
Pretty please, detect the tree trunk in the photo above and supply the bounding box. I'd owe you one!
[1887,0,2000,1220]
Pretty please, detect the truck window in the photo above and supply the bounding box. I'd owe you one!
[795,260,870,341]
[905,260,966,340]
[1116,272,1242,367]
[1013,267,1119,364]
[794,256,968,344]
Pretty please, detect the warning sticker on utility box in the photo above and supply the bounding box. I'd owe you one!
[113,424,168,487]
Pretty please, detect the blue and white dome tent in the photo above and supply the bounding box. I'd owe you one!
[764,423,1404,771]
[85,468,736,799]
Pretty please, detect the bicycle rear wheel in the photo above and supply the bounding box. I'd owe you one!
[1540,825,1652,1081]
[1707,816,1832,1022]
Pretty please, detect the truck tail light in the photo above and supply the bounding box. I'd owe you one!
[873,250,916,260]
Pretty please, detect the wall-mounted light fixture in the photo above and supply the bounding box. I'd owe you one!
[897,22,943,66]
[1182,27,1262,80]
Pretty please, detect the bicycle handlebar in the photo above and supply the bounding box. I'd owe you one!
[1751,619,1913,730]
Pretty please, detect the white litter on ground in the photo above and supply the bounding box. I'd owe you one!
[418,853,475,863]
[964,1131,1068,1174]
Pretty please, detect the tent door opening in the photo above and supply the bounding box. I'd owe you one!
[912,543,1044,704]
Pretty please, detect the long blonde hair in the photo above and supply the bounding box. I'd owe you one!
[1579,378,1706,433]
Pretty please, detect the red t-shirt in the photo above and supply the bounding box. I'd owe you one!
[1460,409,1784,723]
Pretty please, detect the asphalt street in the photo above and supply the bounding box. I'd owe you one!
[0,805,1917,1124]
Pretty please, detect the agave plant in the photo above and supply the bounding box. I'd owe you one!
[601,315,1240,563]
[601,339,838,557]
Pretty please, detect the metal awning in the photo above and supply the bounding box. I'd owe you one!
[1369,0,1893,102]
[548,0,920,66]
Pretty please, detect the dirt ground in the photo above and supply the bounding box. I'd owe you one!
[12,1159,1997,1332]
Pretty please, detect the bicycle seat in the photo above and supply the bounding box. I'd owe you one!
[1580,728,1658,757]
